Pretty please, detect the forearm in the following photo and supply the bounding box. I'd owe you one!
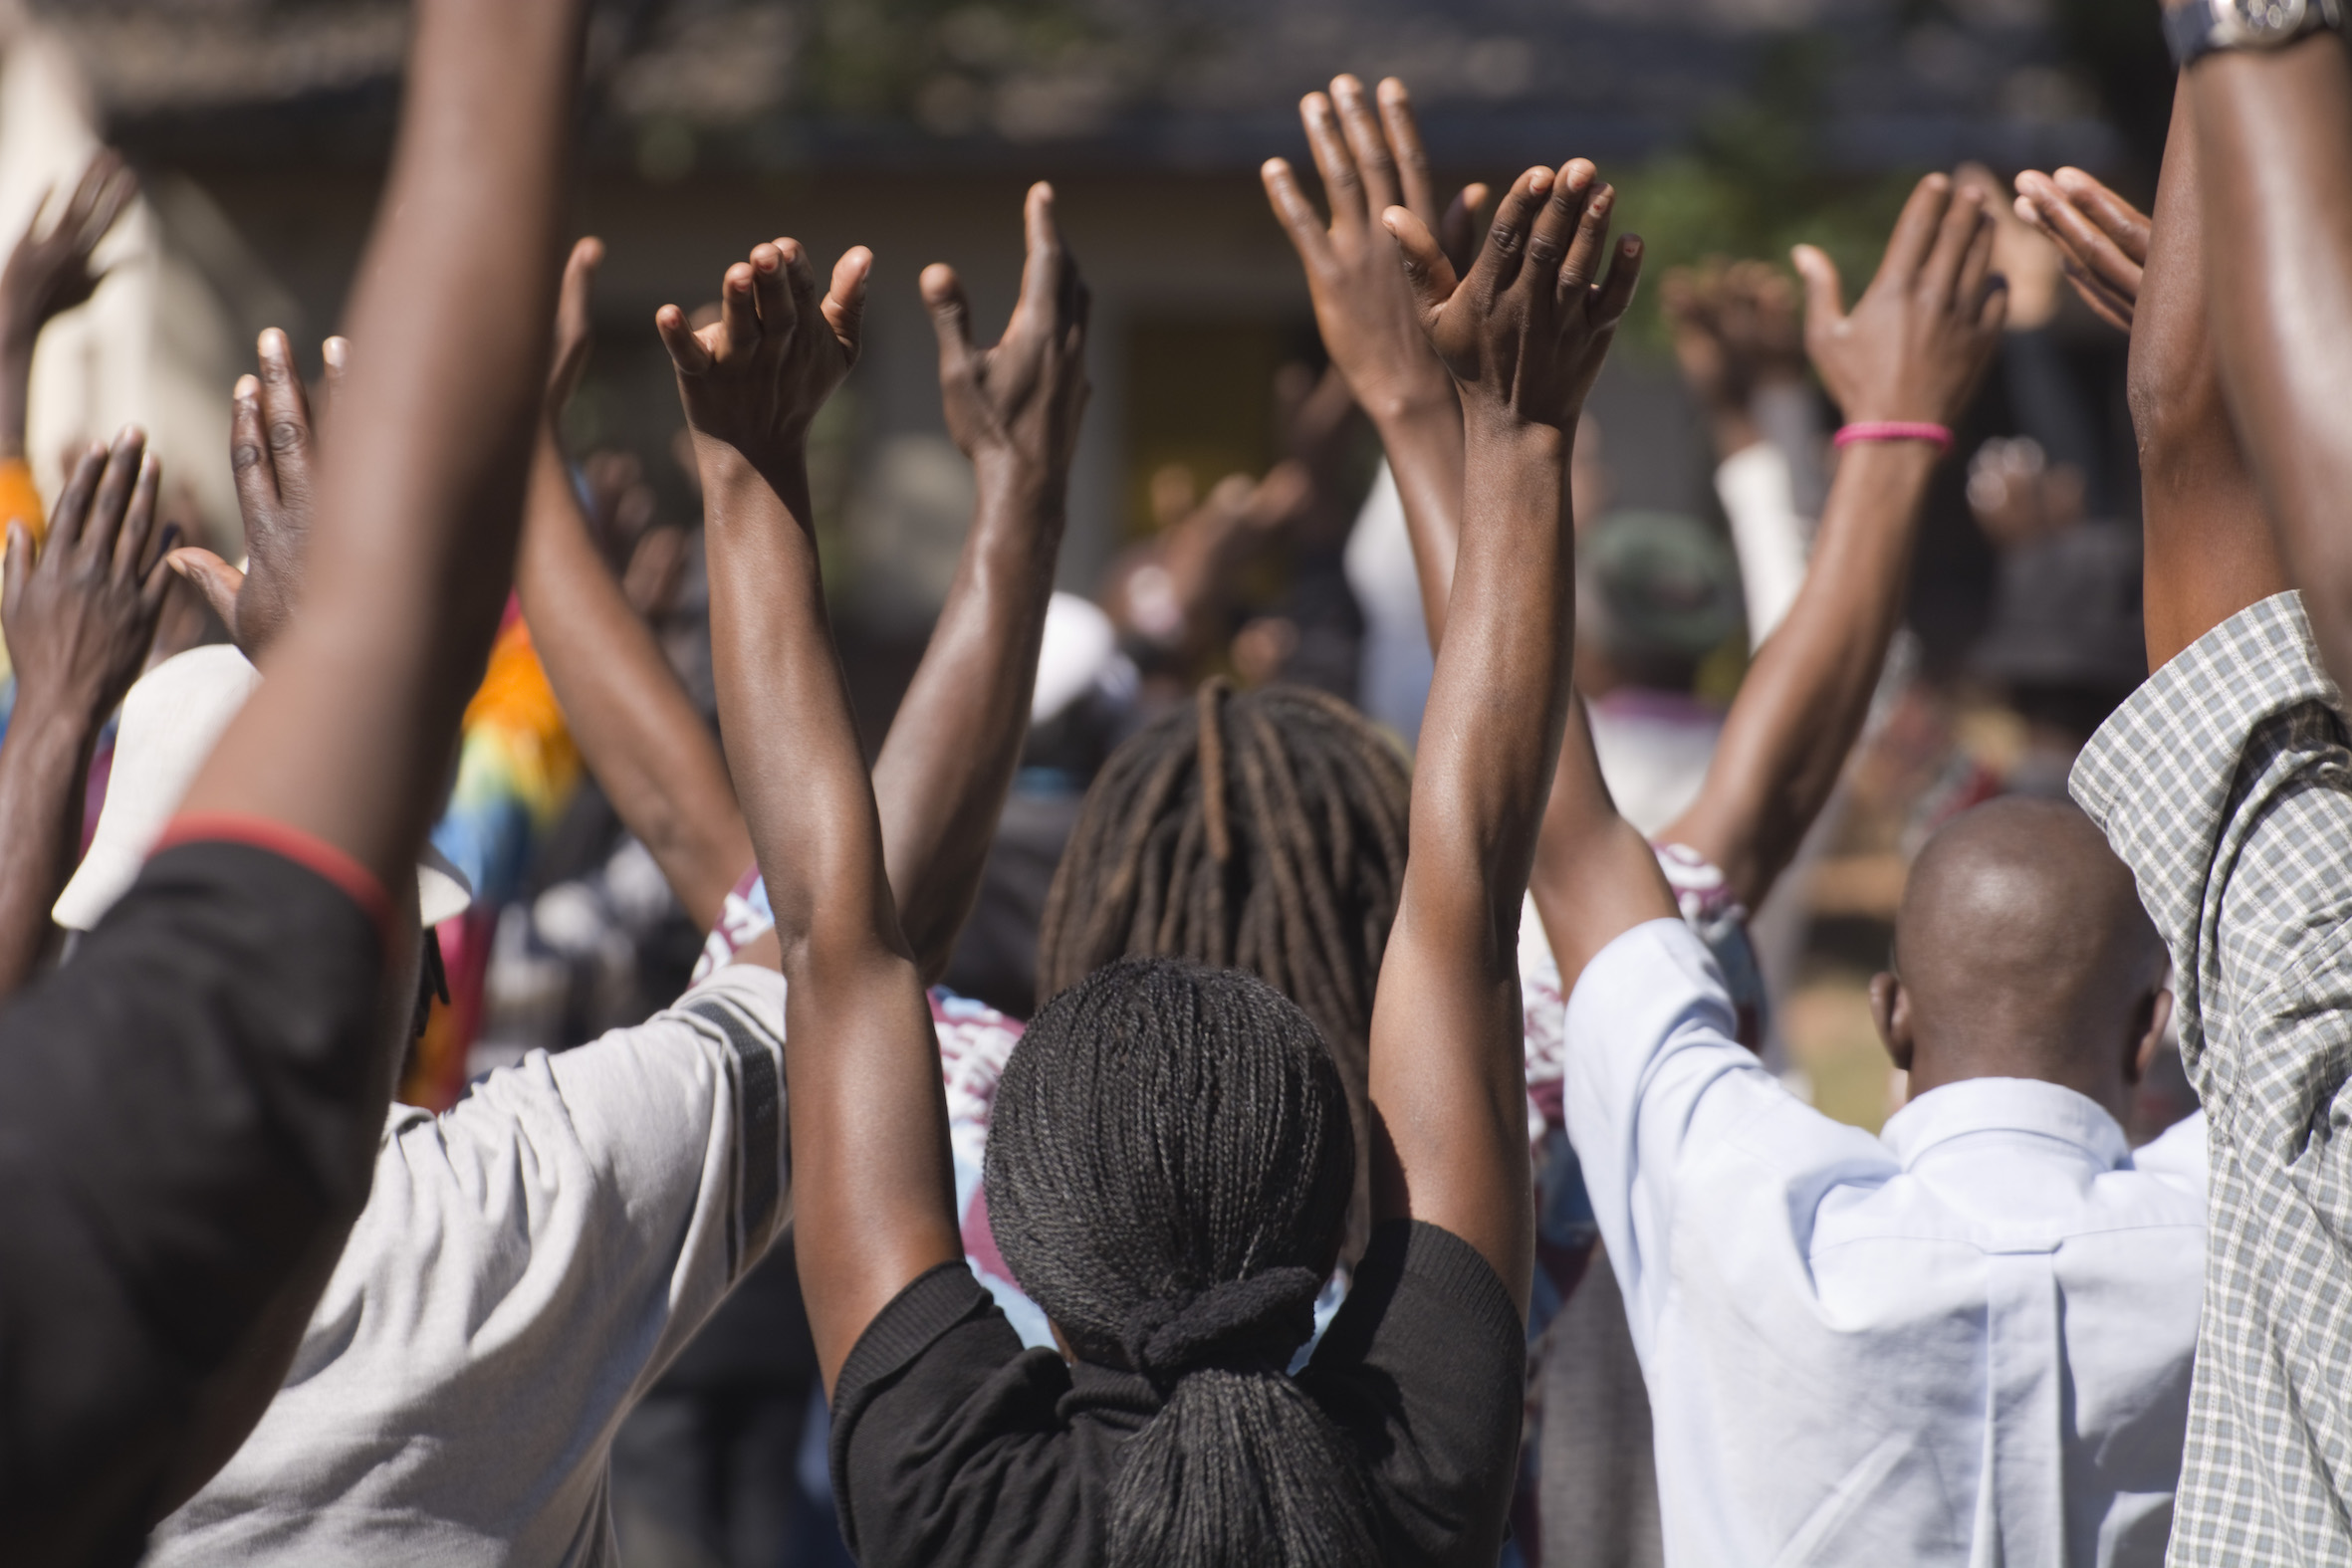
[2135,76,2289,668]
[517,430,751,930]
[1366,424,1571,1307]
[1529,696,1677,988]
[178,0,585,891]
[702,442,958,1380]
[1668,442,1934,907]
[0,702,95,996]
[2189,36,2352,683]
[872,460,1063,980]
[1369,396,1467,648]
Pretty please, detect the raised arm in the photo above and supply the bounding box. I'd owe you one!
[175,0,584,898]
[0,153,135,484]
[1368,163,1642,1309]
[875,183,1088,977]
[0,431,171,995]
[1264,74,1485,643]
[2014,84,2289,666]
[2172,14,2352,687]
[664,237,958,1387]
[517,239,754,934]
[1655,176,2006,912]
[523,199,1084,974]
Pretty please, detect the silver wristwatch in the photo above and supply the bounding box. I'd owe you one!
[2166,0,2347,68]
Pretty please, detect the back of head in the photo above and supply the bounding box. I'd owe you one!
[1577,510,1744,692]
[1037,680,1409,1251]
[985,957,1375,1567]
[1892,797,2166,1103]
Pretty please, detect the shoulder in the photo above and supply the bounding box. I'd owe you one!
[1300,1223,1523,1568]
[829,1261,1101,1567]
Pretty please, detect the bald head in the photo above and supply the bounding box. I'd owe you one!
[1874,797,2170,1118]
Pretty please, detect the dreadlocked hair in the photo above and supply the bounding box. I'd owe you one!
[986,957,1376,1568]
[1036,680,1409,1255]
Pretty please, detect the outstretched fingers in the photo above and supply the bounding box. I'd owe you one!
[1876,173,1955,293]
[255,329,317,507]
[1375,78,1439,226]
[46,443,105,559]
[1954,206,2001,318]
[921,262,975,378]
[79,428,145,568]
[1790,244,1848,331]
[2014,171,2144,305]
[1919,185,1990,310]
[1462,166,1556,308]
[1522,161,1597,306]
[1554,179,1618,306]
[1589,233,1645,330]
[1014,181,1067,329]
[1440,182,1493,277]
[229,373,275,522]
[1262,157,1332,267]
[1332,76,1404,218]
[820,246,871,361]
[113,446,164,589]
[2053,168,2151,265]
[1301,92,1367,238]
[719,260,763,355]
[655,303,712,376]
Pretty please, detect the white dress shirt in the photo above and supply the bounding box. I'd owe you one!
[1564,919,2206,1567]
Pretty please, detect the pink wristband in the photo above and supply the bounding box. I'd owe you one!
[1834,421,1955,453]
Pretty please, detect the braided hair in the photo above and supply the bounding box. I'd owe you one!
[986,957,1376,1567]
[1036,681,1410,1253]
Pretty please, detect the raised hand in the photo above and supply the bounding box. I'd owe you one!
[1386,161,1644,436]
[1,151,137,462]
[167,329,348,659]
[547,236,604,415]
[2013,168,2149,333]
[1264,76,1484,423]
[922,183,1089,488]
[0,428,172,999]
[3,429,171,726]
[657,239,871,465]
[1792,173,2006,428]
[1662,259,1806,458]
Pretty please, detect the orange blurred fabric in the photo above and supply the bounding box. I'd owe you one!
[0,459,44,550]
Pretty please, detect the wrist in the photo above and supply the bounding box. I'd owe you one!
[1360,374,1461,432]
[971,449,1067,511]
[1833,420,1955,455]
[1462,403,1573,456]
[5,680,109,748]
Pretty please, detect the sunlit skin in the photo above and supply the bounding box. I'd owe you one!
[2013,84,2289,673]
[2170,20,2352,691]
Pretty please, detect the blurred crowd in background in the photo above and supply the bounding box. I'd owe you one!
[0,3,2203,1563]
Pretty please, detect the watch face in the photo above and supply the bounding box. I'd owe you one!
[2222,0,2310,40]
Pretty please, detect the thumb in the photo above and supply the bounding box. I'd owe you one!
[167,547,246,631]
[1382,205,1460,328]
[1791,244,1846,330]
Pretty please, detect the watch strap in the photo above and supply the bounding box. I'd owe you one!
[2165,0,2223,69]
[2170,0,2347,69]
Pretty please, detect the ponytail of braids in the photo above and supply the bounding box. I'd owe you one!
[986,958,1377,1567]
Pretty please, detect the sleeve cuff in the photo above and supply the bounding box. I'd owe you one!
[153,813,393,937]
[2069,591,2338,949]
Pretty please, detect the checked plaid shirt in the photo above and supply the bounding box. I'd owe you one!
[2072,592,2352,1565]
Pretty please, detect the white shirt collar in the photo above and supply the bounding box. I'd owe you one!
[1878,1075,2132,1172]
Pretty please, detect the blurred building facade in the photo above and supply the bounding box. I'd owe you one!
[17,0,2128,621]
